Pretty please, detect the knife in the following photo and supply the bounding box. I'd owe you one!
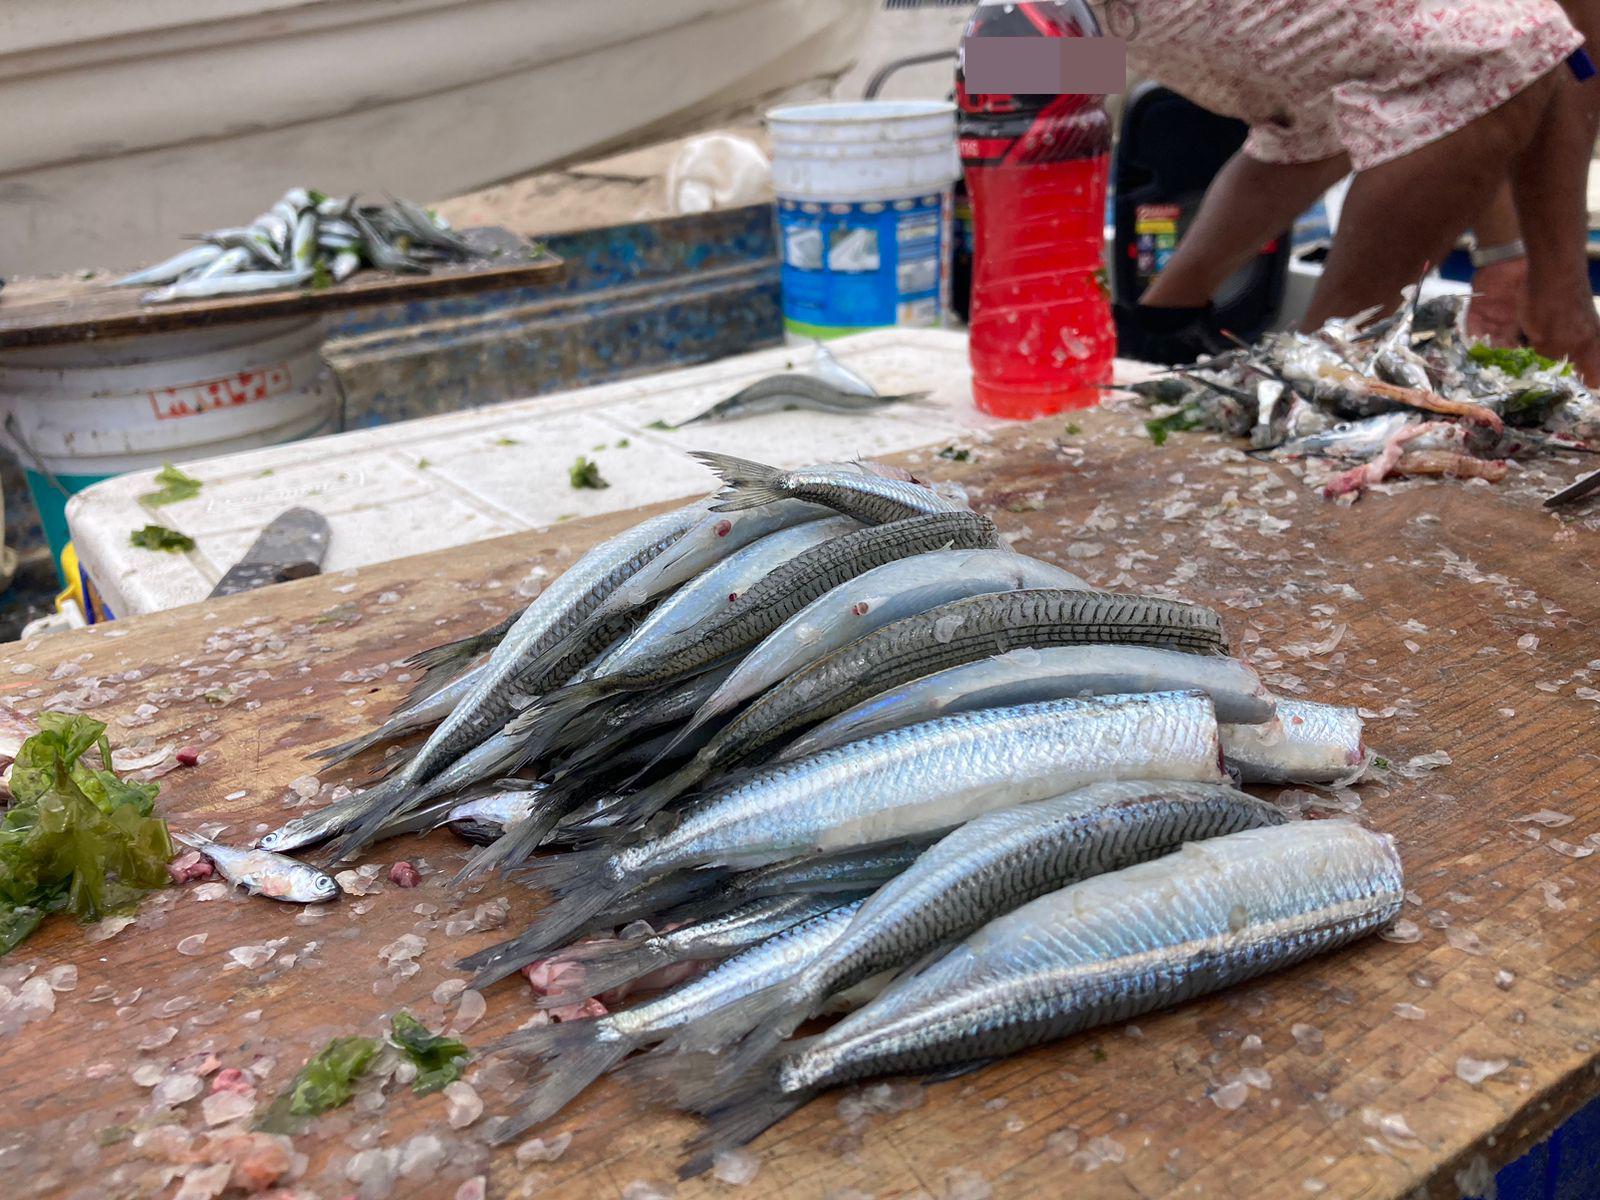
[1544,465,1600,509]
[208,507,331,598]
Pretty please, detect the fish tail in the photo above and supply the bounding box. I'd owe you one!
[663,978,801,1056]
[457,851,636,985]
[488,1025,635,1139]
[309,724,403,767]
[453,789,572,883]
[405,635,482,675]
[678,1067,812,1178]
[563,760,706,836]
[689,451,790,511]
[501,680,612,751]
[534,937,673,1007]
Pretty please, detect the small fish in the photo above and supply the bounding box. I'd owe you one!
[172,831,337,903]
[693,452,963,523]
[661,780,1289,1088]
[142,267,313,304]
[110,244,225,287]
[1275,412,1416,460]
[680,821,1402,1171]
[778,644,1275,761]
[530,893,856,1008]
[445,784,543,844]
[460,690,1227,983]
[1220,700,1366,783]
[672,375,930,428]
[486,900,866,1140]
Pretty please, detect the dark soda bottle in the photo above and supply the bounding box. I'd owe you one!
[957,0,1115,417]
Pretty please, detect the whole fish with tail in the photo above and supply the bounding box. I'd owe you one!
[459,690,1228,984]
[172,832,338,903]
[646,781,1289,1094]
[679,820,1403,1172]
[671,375,931,427]
[486,899,867,1141]
[584,589,1230,833]
[694,451,964,521]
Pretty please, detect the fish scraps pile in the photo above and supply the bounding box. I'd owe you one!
[1125,295,1599,500]
[230,450,1407,1173]
[110,187,486,304]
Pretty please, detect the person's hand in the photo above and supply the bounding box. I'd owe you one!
[1521,292,1600,387]
[1465,257,1528,346]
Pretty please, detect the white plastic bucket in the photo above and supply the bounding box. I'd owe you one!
[0,316,339,573]
[767,100,960,338]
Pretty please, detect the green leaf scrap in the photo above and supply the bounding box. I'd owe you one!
[129,525,195,553]
[569,456,609,490]
[0,713,172,956]
[139,464,202,507]
[644,420,672,431]
[1143,408,1205,447]
[1467,342,1571,379]
[257,1036,379,1132]
[937,446,971,463]
[389,1012,468,1095]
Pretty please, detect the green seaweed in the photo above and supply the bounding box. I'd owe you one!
[569,456,609,490]
[0,713,171,955]
[1467,342,1571,379]
[1143,408,1205,447]
[389,1012,468,1095]
[937,446,972,463]
[139,464,202,507]
[128,525,194,553]
[257,1036,379,1131]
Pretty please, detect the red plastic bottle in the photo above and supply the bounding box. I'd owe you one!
[957,0,1115,418]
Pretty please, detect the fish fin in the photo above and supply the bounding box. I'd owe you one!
[882,390,935,406]
[501,679,611,748]
[324,775,421,860]
[453,789,572,883]
[689,451,789,512]
[532,937,671,1007]
[404,636,481,675]
[457,850,635,985]
[488,1025,635,1140]
[677,1067,812,1178]
[663,978,801,1056]
[919,1057,997,1085]
[170,830,207,851]
[561,759,705,835]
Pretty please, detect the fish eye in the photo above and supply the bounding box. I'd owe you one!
[316,875,337,893]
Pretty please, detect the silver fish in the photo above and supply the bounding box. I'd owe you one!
[486,899,865,1139]
[607,588,1230,826]
[1221,700,1366,783]
[779,645,1274,762]
[516,513,1001,744]
[684,821,1402,1167]
[461,691,1227,983]
[110,244,225,287]
[446,784,544,843]
[685,549,1091,738]
[665,780,1288,1078]
[173,832,338,903]
[300,501,708,856]
[672,375,930,428]
[808,340,876,397]
[585,517,858,679]
[531,893,856,1008]
[1275,411,1416,460]
[694,452,963,522]
[142,267,313,304]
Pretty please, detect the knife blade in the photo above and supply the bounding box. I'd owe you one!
[208,507,331,598]
[1544,465,1600,509]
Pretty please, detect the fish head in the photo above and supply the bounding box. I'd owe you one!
[306,871,340,901]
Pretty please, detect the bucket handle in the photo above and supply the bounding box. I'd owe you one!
[3,413,73,500]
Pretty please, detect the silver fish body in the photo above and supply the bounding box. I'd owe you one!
[142,267,313,303]
[780,644,1274,761]
[446,784,544,843]
[1276,411,1415,460]
[586,517,857,679]
[772,821,1402,1098]
[1221,700,1366,783]
[672,375,927,427]
[688,549,1090,734]
[174,832,338,903]
[694,452,963,523]
[463,692,1228,984]
[110,244,226,286]
[487,899,865,1138]
[533,893,855,1007]
[670,780,1288,1064]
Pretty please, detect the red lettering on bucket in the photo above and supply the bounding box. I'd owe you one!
[148,364,294,420]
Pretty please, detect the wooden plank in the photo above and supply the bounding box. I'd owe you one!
[1,408,1597,1200]
[0,229,563,349]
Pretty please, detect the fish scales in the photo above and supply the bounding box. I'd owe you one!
[693,452,962,523]
[781,821,1402,1091]
[600,512,998,689]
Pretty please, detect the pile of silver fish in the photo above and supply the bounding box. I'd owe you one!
[110,187,482,304]
[256,451,1402,1168]
[1127,294,1598,499]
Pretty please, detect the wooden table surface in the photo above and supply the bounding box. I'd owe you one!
[0,228,562,349]
[2,405,1598,1200]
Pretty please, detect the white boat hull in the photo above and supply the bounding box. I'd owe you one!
[0,0,873,277]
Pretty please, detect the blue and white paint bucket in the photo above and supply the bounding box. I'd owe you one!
[767,100,960,339]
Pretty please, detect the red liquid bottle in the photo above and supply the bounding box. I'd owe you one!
[958,0,1115,418]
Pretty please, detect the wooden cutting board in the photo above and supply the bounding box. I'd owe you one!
[2,405,1596,1200]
